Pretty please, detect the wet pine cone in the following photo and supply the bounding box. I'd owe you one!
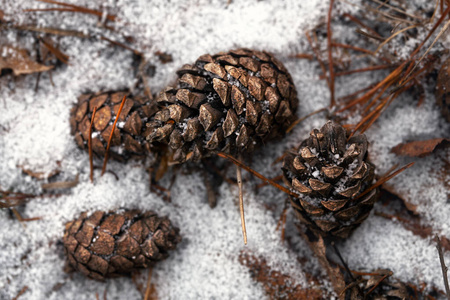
[282,121,378,239]
[436,56,450,122]
[147,48,298,163]
[63,209,181,281]
[69,91,160,162]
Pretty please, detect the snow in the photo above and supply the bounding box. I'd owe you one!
[1,0,449,299]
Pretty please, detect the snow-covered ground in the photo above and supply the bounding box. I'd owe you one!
[1,0,449,299]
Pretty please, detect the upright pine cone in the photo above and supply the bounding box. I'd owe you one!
[147,48,298,163]
[69,91,159,162]
[436,56,450,122]
[63,209,181,281]
[282,121,378,239]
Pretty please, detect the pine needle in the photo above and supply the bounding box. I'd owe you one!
[101,95,126,176]
[216,152,299,198]
[236,156,247,245]
[89,106,97,182]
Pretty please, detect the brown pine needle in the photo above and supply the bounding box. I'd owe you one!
[286,107,327,133]
[306,31,330,89]
[331,42,374,55]
[327,0,336,108]
[236,156,247,245]
[144,268,155,300]
[216,152,300,198]
[101,95,126,176]
[12,286,28,300]
[89,106,97,182]
[25,0,117,22]
[353,162,415,201]
[256,175,283,188]
[373,24,419,55]
[342,13,383,39]
[39,37,69,64]
[290,53,314,60]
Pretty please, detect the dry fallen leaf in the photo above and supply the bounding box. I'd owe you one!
[0,45,54,76]
[391,138,449,158]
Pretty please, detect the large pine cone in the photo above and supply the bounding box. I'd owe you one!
[147,48,298,163]
[282,121,378,239]
[69,91,159,162]
[63,209,181,281]
[436,56,450,122]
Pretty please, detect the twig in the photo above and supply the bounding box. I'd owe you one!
[236,154,247,245]
[216,152,299,198]
[435,235,450,300]
[101,95,126,176]
[89,107,97,182]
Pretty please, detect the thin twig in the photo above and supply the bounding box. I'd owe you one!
[101,95,126,176]
[436,235,450,300]
[236,154,247,245]
[89,106,97,182]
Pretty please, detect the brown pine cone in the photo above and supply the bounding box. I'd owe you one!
[282,121,378,239]
[69,91,159,162]
[63,209,181,281]
[436,56,450,122]
[147,48,298,163]
[345,269,414,300]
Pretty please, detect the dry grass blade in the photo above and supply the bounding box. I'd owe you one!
[89,107,97,182]
[101,95,126,176]
[216,152,299,198]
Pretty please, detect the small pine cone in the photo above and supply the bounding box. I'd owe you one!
[282,121,378,239]
[147,48,298,163]
[63,209,181,281]
[436,56,450,122]
[69,91,159,162]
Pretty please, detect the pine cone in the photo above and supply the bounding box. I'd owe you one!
[282,121,378,239]
[436,56,450,122]
[345,269,414,300]
[69,91,159,162]
[147,48,298,163]
[63,209,181,281]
